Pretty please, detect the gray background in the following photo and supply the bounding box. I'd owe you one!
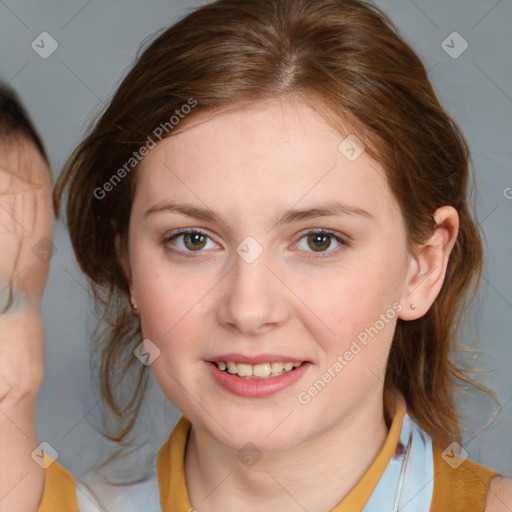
[1,0,511,479]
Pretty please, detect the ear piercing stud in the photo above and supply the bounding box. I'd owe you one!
[410,304,416,310]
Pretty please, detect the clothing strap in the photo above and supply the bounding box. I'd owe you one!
[362,412,434,511]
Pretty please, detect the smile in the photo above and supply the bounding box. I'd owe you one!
[214,361,303,379]
[206,358,310,398]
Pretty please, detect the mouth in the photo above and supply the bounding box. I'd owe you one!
[206,356,311,398]
[210,360,304,379]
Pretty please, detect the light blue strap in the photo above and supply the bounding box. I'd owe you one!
[75,459,162,512]
[362,413,434,512]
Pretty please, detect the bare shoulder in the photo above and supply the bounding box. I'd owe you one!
[484,476,512,512]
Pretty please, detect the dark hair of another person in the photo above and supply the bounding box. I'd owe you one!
[0,83,49,165]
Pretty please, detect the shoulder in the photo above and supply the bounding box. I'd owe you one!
[430,443,500,512]
[484,476,512,512]
[38,456,79,512]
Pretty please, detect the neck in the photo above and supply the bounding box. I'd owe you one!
[184,392,394,512]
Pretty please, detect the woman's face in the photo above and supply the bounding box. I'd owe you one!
[126,98,413,451]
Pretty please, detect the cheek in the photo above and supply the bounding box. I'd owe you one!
[131,246,174,328]
[133,262,206,408]
[131,248,213,358]
[136,275,199,347]
[293,256,401,358]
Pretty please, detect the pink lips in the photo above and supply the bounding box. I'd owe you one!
[206,358,311,398]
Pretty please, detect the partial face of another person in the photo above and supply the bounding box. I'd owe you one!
[125,98,415,451]
[0,137,53,303]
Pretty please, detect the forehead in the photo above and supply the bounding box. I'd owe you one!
[0,136,49,178]
[133,98,400,225]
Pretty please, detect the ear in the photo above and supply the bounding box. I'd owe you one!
[398,206,459,321]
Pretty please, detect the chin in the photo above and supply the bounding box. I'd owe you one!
[204,412,309,453]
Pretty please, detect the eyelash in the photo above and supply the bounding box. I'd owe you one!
[162,228,348,260]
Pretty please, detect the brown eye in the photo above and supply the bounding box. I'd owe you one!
[183,232,207,251]
[295,229,347,259]
[163,229,216,258]
[307,232,332,252]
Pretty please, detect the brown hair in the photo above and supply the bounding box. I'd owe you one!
[53,0,498,447]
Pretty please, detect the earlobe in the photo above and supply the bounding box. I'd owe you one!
[398,206,459,321]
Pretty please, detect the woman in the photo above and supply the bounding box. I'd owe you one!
[1,0,511,510]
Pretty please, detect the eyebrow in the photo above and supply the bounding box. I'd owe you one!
[143,200,374,227]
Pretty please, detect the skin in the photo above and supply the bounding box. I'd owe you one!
[486,477,512,512]
[0,137,53,512]
[119,96,464,511]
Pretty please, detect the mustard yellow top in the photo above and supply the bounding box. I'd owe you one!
[38,453,79,512]
[38,400,499,511]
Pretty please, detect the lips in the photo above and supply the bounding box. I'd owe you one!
[206,354,311,398]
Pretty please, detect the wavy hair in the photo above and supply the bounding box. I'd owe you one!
[53,0,498,447]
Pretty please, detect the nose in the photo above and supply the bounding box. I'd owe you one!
[216,245,290,336]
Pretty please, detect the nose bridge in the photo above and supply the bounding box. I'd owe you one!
[216,235,288,334]
[231,236,274,305]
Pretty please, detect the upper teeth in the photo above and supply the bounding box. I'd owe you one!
[215,361,303,378]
